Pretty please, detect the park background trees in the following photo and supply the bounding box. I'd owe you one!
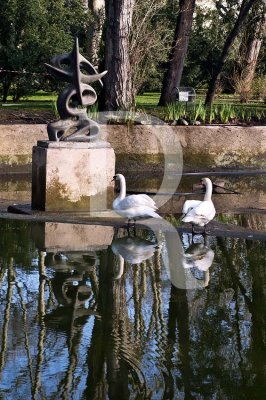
[0,0,265,107]
[158,0,196,106]
[0,0,88,102]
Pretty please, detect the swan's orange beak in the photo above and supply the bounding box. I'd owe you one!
[193,181,205,192]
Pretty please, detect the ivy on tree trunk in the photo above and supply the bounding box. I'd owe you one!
[86,0,105,67]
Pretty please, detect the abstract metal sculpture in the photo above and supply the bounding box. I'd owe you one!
[45,38,107,141]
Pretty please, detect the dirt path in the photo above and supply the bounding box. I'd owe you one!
[0,109,54,124]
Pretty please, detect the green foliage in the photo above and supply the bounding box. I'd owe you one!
[252,75,266,102]
[164,102,187,122]
[182,7,225,88]
[209,104,219,123]
[87,104,99,121]
[0,0,89,101]
[219,103,235,124]
[181,1,265,93]
[136,93,265,124]
[192,101,207,121]
[1,90,265,125]
[51,100,59,119]
[130,0,173,95]
[1,0,264,106]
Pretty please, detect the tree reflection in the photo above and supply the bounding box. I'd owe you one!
[0,220,265,399]
[0,258,15,375]
[84,247,147,399]
[217,237,266,399]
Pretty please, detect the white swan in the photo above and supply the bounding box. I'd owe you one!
[182,177,216,232]
[112,174,162,223]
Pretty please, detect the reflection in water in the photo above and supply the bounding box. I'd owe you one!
[182,241,215,287]
[45,253,98,400]
[161,229,215,290]
[0,220,266,399]
[111,235,158,279]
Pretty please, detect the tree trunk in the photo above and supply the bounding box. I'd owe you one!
[2,77,12,102]
[239,38,263,103]
[102,0,135,111]
[205,0,261,107]
[237,9,266,102]
[158,0,196,106]
[86,0,105,67]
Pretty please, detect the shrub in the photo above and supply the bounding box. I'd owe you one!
[252,76,266,103]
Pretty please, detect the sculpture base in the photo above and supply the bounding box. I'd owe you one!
[31,140,115,211]
[34,222,114,252]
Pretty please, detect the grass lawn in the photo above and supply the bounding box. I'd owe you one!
[136,91,266,109]
[1,90,265,109]
[0,91,265,124]
[0,91,56,110]
[136,92,160,108]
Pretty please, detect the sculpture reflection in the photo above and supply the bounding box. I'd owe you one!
[46,252,98,326]
[44,252,99,399]
[3,220,264,399]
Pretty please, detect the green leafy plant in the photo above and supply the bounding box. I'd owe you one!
[165,102,186,121]
[192,101,206,121]
[236,105,246,121]
[245,109,252,123]
[208,104,219,124]
[252,108,265,122]
[51,100,59,119]
[87,104,99,121]
[218,104,235,124]
[252,75,266,103]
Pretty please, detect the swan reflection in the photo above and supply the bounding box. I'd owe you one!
[161,230,215,289]
[111,236,158,279]
[182,242,215,287]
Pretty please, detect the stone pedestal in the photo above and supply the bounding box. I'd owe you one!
[32,140,115,211]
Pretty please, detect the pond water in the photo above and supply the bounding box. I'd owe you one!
[0,217,265,400]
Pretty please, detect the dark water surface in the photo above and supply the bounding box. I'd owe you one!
[0,218,265,400]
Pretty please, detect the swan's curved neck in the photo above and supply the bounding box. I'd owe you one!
[113,254,124,280]
[118,175,126,200]
[204,180,213,201]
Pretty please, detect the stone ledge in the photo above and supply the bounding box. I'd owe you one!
[5,203,266,241]
[37,140,111,149]
[0,124,265,172]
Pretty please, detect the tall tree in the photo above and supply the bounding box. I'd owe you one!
[234,2,266,102]
[158,0,196,106]
[205,0,262,107]
[130,0,171,96]
[86,0,105,67]
[102,0,135,110]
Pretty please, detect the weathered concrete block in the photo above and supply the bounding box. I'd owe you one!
[32,141,115,211]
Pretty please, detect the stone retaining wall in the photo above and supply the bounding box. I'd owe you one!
[0,124,265,173]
